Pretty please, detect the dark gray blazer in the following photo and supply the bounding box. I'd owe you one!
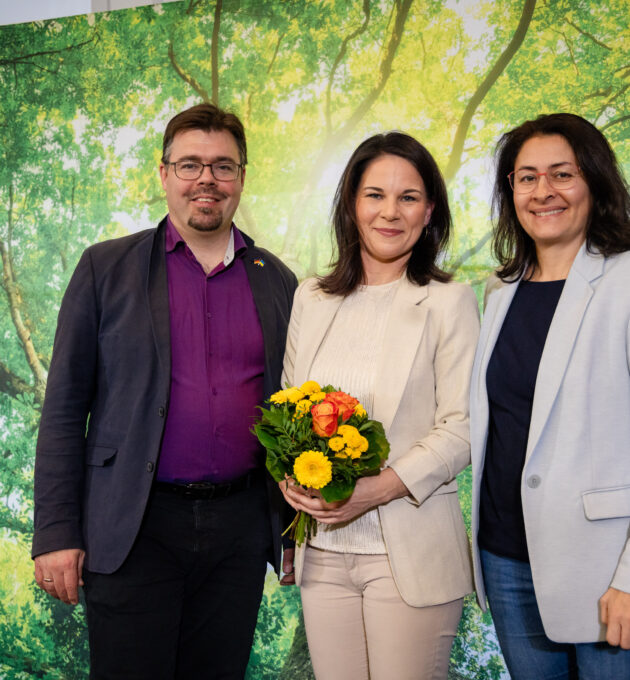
[32,218,297,574]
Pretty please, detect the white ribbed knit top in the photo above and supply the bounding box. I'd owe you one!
[308,277,401,554]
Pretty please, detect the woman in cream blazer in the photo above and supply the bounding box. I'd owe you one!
[279,132,479,680]
[470,114,630,680]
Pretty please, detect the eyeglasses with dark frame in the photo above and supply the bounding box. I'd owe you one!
[508,164,582,194]
[165,160,243,181]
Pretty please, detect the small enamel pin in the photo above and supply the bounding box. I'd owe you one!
[253,258,265,267]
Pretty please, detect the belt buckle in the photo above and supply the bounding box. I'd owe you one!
[185,481,212,490]
[187,480,232,499]
[183,481,213,498]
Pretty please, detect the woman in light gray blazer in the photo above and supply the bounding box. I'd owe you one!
[279,132,479,680]
[470,113,630,680]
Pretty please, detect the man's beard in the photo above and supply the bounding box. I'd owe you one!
[186,191,226,232]
[188,206,224,232]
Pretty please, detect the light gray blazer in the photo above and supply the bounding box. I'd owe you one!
[470,244,630,643]
[284,276,479,607]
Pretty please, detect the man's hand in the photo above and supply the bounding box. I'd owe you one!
[34,548,85,605]
[600,587,630,649]
[280,548,295,586]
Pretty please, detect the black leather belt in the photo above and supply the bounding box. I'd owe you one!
[154,469,262,500]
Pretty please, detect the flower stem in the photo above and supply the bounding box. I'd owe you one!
[282,511,317,546]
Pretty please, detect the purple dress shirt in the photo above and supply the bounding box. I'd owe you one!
[156,217,265,483]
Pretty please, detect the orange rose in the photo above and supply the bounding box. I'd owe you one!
[324,391,359,422]
[311,401,339,438]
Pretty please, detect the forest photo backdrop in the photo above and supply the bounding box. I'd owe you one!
[0,0,628,678]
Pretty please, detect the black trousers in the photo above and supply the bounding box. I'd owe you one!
[83,478,272,680]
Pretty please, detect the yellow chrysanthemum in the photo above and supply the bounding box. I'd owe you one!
[286,387,305,404]
[334,451,348,459]
[337,425,362,447]
[328,436,345,452]
[354,403,367,418]
[294,399,312,419]
[270,389,290,404]
[293,450,332,489]
[300,380,322,395]
[309,391,326,403]
[347,447,363,459]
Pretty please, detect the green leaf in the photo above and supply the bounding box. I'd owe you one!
[320,478,355,503]
[266,450,289,482]
[261,406,291,428]
[254,424,280,451]
[363,422,390,464]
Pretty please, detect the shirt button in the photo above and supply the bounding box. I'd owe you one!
[147,462,154,473]
[212,387,218,396]
[158,406,165,417]
[527,475,541,489]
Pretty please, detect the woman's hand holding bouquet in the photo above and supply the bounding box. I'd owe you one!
[253,381,390,545]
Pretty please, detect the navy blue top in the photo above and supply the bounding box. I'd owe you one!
[479,279,565,562]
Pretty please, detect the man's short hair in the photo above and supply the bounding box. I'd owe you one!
[162,103,247,166]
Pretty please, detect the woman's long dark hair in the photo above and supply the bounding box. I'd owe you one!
[318,132,452,296]
[492,113,630,281]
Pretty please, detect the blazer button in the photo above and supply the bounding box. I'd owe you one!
[158,406,165,417]
[147,462,154,473]
[527,475,541,488]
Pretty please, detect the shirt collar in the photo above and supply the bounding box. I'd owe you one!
[165,215,247,265]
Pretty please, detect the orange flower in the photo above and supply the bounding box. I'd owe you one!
[311,401,339,437]
[324,391,359,422]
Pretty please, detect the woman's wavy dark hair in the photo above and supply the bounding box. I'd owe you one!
[492,113,630,281]
[318,132,452,296]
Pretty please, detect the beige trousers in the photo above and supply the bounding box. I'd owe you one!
[300,546,463,680]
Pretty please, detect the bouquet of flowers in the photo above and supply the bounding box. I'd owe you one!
[253,381,390,545]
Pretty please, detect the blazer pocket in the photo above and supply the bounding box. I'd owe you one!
[85,445,117,467]
[582,485,630,520]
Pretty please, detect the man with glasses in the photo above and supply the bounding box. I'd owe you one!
[32,103,297,679]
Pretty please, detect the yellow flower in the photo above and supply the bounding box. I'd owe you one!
[334,451,348,459]
[335,425,369,455]
[300,380,322,395]
[337,425,361,447]
[286,387,305,403]
[270,389,290,404]
[309,391,326,403]
[293,450,332,489]
[354,403,367,418]
[294,399,312,419]
[328,436,345,452]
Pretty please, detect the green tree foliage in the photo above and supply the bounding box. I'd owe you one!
[246,573,312,679]
[0,0,628,676]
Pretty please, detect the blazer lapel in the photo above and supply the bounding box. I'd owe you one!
[373,279,429,433]
[146,219,171,386]
[243,253,277,393]
[295,289,344,386]
[475,281,519,399]
[470,279,519,462]
[244,249,275,336]
[525,245,605,461]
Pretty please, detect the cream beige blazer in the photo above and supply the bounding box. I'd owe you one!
[282,276,480,607]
